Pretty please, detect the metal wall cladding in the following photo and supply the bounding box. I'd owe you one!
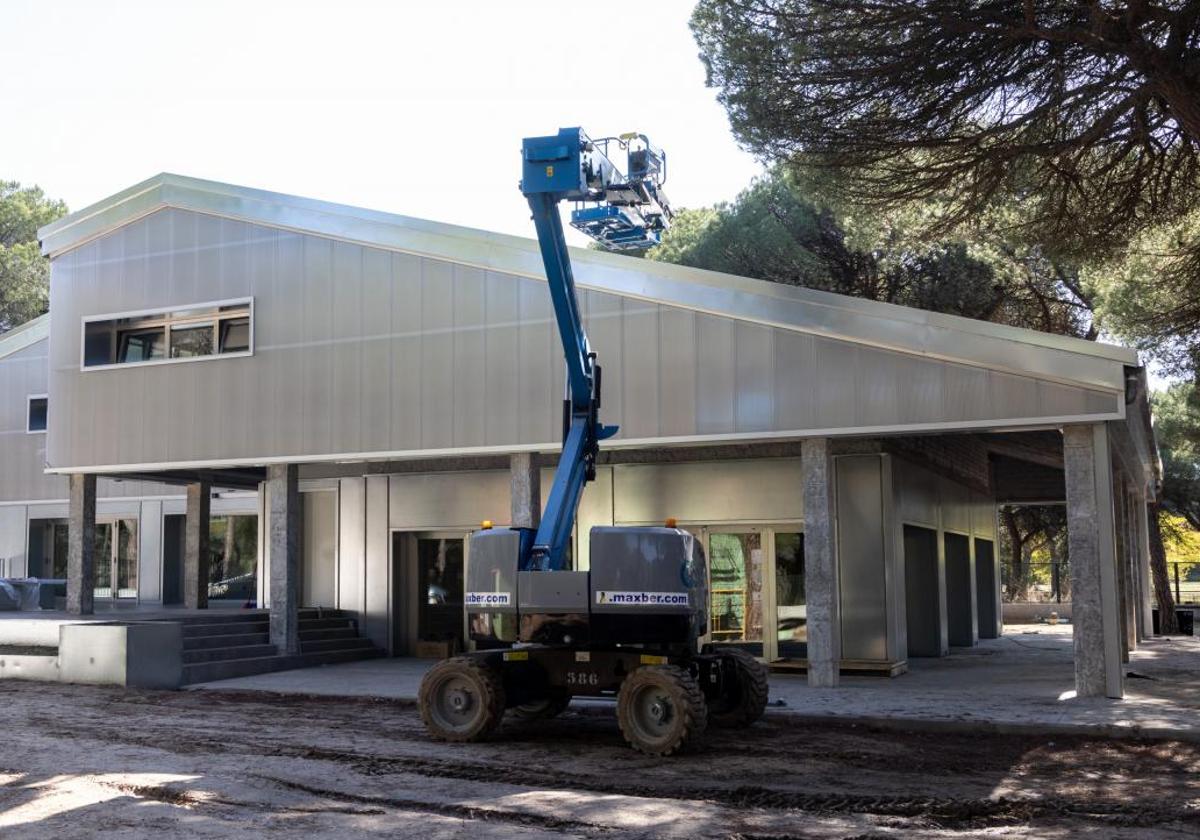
[613,459,803,525]
[836,455,889,661]
[46,208,1123,471]
[0,337,174,502]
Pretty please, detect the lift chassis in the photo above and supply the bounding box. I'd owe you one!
[417,129,768,755]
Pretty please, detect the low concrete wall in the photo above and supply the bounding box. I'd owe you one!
[0,653,59,681]
[0,621,182,688]
[0,618,83,647]
[1003,603,1072,624]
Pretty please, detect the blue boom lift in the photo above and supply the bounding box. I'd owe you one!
[417,129,768,755]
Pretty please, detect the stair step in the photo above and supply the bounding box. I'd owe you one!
[182,646,382,685]
[299,627,357,641]
[182,621,269,638]
[300,637,376,654]
[168,611,268,625]
[297,617,356,630]
[183,632,270,650]
[183,644,277,664]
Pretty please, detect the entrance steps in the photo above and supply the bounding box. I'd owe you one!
[174,608,381,685]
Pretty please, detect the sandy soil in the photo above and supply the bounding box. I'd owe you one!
[0,679,1197,839]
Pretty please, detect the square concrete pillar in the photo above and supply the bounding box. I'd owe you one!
[510,452,541,529]
[66,473,97,616]
[184,481,211,610]
[802,438,840,687]
[1135,490,1155,639]
[1063,424,1123,699]
[268,464,301,655]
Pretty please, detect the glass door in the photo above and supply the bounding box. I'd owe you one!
[94,523,114,599]
[93,519,138,600]
[418,535,465,647]
[705,529,765,656]
[773,531,806,661]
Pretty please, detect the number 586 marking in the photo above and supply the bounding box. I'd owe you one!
[566,671,599,686]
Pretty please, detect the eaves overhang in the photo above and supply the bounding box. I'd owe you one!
[38,173,1139,394]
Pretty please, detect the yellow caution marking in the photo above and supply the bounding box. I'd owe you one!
[503,651,529,662]
[639,654,667,665]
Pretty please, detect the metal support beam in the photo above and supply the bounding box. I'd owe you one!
[802,438,841,687]
[66,474,96,616]
[1063,424,1123,699]
[268,464,301,655]
[510,452,541,530]
[184,481,211,610]
[1135,487,1155,639]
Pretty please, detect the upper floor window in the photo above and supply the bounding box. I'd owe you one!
[81,298,253,369]
[27,395,47,433]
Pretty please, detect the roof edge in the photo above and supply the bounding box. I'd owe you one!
[0,313,50,359]
[37,173,1140,380]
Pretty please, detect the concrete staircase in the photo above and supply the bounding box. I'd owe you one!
[177,608,381,685]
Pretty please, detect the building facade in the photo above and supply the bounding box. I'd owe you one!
[0,173,1158,697]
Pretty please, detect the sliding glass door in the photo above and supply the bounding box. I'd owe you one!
[94,519,138,600]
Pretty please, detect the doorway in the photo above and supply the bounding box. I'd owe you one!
[94,519,138,600]
[945,532,975,647]
[390,532,466,656]
[904,524,941,657]
[693,525,803,662]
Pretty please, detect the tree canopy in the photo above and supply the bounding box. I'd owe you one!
[0,181,66,332]
[691,0,1200,373]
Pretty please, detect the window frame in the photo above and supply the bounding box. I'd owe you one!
[79,297,254,371]
[26,393,48,434]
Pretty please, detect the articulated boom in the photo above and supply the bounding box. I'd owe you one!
[519,127,673,570]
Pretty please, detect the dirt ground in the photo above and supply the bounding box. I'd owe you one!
[0,680,1197,839]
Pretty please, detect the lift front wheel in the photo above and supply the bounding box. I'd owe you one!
[617,665,707,756]
[419,657,506,742]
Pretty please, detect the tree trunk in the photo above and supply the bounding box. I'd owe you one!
[1148,501,1179,634]
[1002,507,1028,601]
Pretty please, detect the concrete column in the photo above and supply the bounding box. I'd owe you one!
[1063,424,1123,699]
[66,474,97,616]
[184,481,211,610]
[1135,488,1155,639]
[1112,476,1131,662]
[510,452,541,529]
[802,438,840,687]
[268,464,301,655]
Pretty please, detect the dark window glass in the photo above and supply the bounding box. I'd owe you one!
[117,328,165,363]
[208,514,259,604]
[83,321,114,366]
[169,323,215,358]
[219,318,250,353]
[27,397,47,432]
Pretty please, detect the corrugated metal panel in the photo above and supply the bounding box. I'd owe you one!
[895,463,939,529]
[43,208,1126,472]
[940,476,972,534]
[836,455,888,661]
[613,459,803,525]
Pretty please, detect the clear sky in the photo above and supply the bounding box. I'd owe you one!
[1,0,763,245]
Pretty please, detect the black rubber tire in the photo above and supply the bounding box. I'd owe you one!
[510,688,571,721]
[617,664,707,756]
[418,656,506,742]
[708,648,769,728]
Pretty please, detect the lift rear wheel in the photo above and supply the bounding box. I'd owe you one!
[419,656,506,742]
[511,688,571,721]
[708,648,769,728]
[617,664,707,756]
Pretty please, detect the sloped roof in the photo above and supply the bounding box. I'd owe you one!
[38,173,1137,394]
[0,313,49,360]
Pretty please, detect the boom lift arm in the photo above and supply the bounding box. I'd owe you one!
[519,128,672,571]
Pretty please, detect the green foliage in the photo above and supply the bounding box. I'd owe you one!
[1153,382,1200,532]
[649,169,1096,335]
[0,181,67,333]
[690,0,1200,374]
